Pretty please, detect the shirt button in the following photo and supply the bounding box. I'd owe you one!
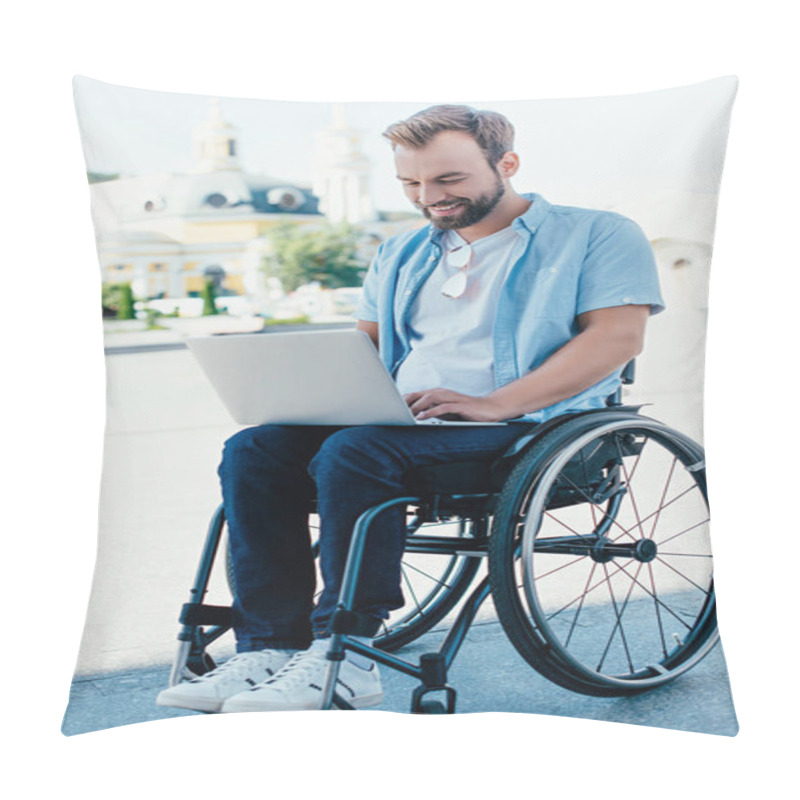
[622,296,632,303]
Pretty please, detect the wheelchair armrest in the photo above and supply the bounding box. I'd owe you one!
[489,405,643,489]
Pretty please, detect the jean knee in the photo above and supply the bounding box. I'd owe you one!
[218,425,288,478]
[308,427,398,483]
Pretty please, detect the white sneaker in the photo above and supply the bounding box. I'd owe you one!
[156,650,294,713]
[221,648,383,712]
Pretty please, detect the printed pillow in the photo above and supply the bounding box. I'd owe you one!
[63,75,738,735]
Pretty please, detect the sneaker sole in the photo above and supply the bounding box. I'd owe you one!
[156,690,224,714]
[221,691,384,713]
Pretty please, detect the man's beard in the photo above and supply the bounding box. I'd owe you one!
[420,175,506,230]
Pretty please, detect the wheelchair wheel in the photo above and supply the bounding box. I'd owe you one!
[224,515,480,653]
[489,413,718,697]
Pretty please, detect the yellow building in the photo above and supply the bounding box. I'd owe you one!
[91,99,409,314]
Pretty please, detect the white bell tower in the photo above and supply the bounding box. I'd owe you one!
[313,104,376,224]
[192,98,241,173]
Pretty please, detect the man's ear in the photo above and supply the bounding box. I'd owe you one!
[496,151,520,179]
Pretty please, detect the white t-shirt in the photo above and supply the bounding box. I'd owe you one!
[394,225,521,396]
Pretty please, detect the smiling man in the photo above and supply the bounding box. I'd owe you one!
[157,104,664,715]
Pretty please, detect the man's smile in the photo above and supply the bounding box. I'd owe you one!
[425,201,466,216]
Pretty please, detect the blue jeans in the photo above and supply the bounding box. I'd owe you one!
[218,423,529,652]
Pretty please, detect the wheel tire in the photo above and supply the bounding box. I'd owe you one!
[489,413,718,697]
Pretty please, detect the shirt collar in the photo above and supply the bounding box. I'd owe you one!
[425,192,551,243]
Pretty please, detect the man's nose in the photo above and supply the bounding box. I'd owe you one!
[418,183,446,207]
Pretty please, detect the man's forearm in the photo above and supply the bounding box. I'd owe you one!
[489,322,643,419]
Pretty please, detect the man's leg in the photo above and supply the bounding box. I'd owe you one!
[217,424,335,651]
[157,423,336,713]
[219,423,529,713]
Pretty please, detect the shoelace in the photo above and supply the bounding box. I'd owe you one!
[192,651,278,683]
[259,651,327,691]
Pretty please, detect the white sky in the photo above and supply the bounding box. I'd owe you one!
[74,75,737,242]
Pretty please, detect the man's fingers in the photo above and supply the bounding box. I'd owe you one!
[408,390,446,413]
[416,402,462,420]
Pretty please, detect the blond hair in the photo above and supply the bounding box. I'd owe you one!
[382,105,515,166]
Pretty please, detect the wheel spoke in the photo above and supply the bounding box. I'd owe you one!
[530,554,591,583]
[611,434,648,542]
[596,561,644,672]
[653,555,714,594]
[611,484,703,542]
[541,508,600,542]
[543,559,630,621]
[658,552,712,558]
[557,469,638,541]
[400,565,423,614]
[644,558,669,659]
[655,518,711,548]
[611,560,704,630]
[647,455,679,541]
[564,560,600,647]
[400,558,457,588]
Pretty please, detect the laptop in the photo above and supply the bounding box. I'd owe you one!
[187,329,507,427]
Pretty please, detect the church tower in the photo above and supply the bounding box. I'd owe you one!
[192,98,241,173]
[313,104,376,224]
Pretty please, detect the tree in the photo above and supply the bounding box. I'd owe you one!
[201,278,219,316]
[117,283,136,320]
[262,222,366,292]
[102,282,136,319]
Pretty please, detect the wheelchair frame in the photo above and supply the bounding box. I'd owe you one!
[168,366,718,714]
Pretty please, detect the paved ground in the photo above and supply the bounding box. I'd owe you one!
[62,617,738,736]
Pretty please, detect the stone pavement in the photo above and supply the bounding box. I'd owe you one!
[62,618,738,737]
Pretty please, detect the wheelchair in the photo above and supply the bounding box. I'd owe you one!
[167,363,717,713]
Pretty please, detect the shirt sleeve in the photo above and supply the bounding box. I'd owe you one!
[577,216,665,316]
[354,241,384,322]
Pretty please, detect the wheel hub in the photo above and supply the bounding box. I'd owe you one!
[590,536,658,563]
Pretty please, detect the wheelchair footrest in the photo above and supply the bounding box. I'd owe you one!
[179,602,232,627]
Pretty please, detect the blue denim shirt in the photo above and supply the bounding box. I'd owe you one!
[355,193,664,422]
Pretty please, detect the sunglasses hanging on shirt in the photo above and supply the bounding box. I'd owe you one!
[441,244,473,299]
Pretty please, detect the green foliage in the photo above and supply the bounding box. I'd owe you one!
[117,283,135,319]
[201,278,219,316]
[262,222,366,292]
[88,171,120,184]
[102,282,136,319]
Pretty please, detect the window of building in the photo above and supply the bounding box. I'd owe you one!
[205,192,228,208]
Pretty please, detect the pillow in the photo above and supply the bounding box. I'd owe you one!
[63,74,738,735]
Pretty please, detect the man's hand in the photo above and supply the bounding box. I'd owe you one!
[404,389,514,422]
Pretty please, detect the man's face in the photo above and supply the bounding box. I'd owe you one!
[394,131,507,230]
